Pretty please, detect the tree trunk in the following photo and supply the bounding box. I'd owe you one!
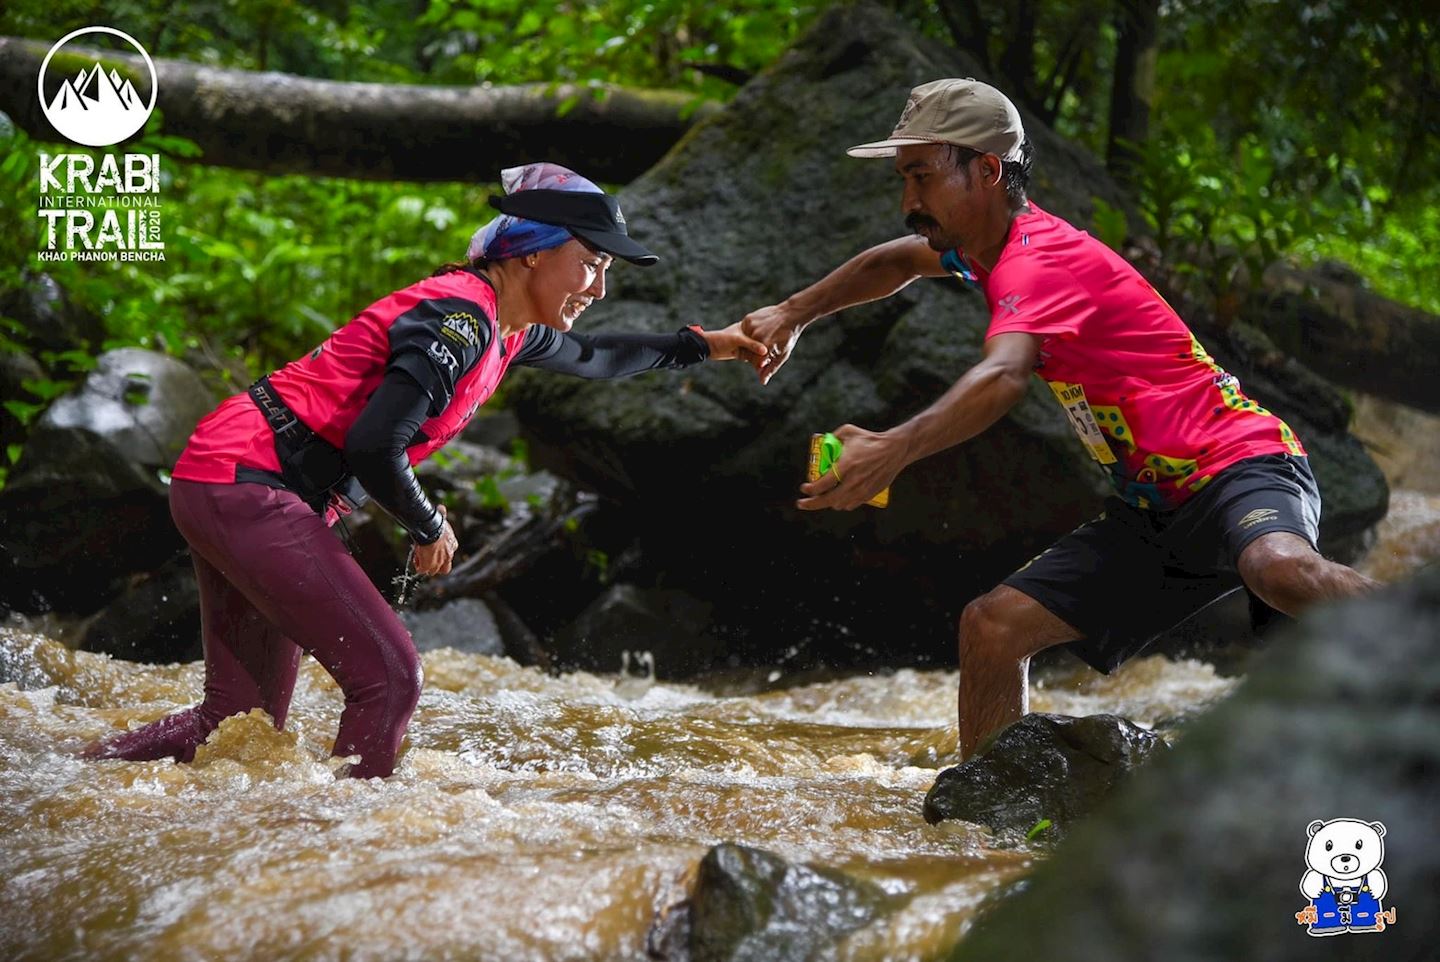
[998,0,1038,109]
[933,0,993,73]
[1106,0,1160,185]
[0,36,718,183]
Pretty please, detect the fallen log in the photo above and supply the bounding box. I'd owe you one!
[0,36,719,183]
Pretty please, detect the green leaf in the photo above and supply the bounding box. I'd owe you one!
[555,94,582,118]
[3,400,46,425]
[1025,818,1053,841]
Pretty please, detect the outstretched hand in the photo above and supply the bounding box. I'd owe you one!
[797,424,907,511]
[698,322,768,363]
[740,303,805,385]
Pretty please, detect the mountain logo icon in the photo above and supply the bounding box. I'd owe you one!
[37,26,157,148]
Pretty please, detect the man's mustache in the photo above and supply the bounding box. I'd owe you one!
[905,212,940,233]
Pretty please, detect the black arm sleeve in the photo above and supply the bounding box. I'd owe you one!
[344,369,446,545]
[387,297,492,415]
[512,325,709,378]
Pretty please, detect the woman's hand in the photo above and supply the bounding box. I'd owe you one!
[697,322,768,364]
[413,504,458,576]
[739,303,807,385]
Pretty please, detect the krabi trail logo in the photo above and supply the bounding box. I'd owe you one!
[39,27,157,146]
[34,26,166,264]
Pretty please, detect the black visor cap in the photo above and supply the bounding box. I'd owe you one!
[487,189,659,266]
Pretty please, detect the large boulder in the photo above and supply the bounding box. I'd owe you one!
[505,2,1388,666]
[0,348,214,612]
[947,565,1440,961]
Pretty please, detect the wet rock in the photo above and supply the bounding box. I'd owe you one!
[946,565,1440,961]
[399,597,504,657]
[460,409,521,451]
[922,713,1168,840]
[551,584,722,677]
[0,271,105,355]
[38,348,216,470]
[1251,260,1440,414]
[0,349,214,613]
[653,843,895,962]
[506,3,1387,666]
[79,553,201,663]
[0,428,176,612]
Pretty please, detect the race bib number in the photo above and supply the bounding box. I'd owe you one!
[1048,381,1117,464]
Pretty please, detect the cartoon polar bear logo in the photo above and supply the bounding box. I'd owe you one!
[1300,818,1388,936]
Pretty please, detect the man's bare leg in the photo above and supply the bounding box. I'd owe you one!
[957,585,1082,759]
[1238,532,1380,615]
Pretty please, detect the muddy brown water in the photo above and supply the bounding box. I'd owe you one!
[0,491,1434,962]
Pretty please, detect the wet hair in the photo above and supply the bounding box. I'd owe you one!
[944,139,1033,208]
[431,255,492,277]
[1003,138,1034,206]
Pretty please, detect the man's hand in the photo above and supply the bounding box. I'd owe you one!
[797,425,907,511]
[740,303,807,385]
[697,322,768,362]
[413,504,458,575]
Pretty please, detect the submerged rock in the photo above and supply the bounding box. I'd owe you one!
[946,566,1440,961]
[650,843,896,962]
[922,713,1168,840]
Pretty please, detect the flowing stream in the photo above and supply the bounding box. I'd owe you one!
[0,490,1434,962]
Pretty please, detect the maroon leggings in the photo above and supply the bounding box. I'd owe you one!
[87,479,422,778]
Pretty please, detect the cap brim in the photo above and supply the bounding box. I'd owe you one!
[845,137,940,158]
[568,226,659,266]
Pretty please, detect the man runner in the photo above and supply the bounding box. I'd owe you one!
[741,79,1378,759]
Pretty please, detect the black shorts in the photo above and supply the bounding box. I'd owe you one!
[1004,453,1321,674]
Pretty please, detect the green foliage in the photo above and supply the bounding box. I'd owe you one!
[585,547,611,584]
[1089,196,1128,251]
[1296,201,1440,316]
[1134,0,1437,315]
[1,0,819,91]
[3,117,490,379]
[415,0,818,93]
[1131,132,1313,321]
[472,475,509,511]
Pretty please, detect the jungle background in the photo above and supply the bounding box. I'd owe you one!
[1,0,1435,464]
[1,4,1438,960]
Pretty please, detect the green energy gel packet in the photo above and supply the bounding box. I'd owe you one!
[807,433,890,508]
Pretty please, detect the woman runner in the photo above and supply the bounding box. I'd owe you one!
[82,163,764,778]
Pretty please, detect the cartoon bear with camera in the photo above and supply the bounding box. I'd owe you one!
[1299,818,1389,936]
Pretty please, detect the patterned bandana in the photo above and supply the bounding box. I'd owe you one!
[467,163,603,262]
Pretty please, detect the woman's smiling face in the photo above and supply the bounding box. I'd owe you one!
[530,238,612,332]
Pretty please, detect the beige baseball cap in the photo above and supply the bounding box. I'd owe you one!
[847,78,1026,162]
